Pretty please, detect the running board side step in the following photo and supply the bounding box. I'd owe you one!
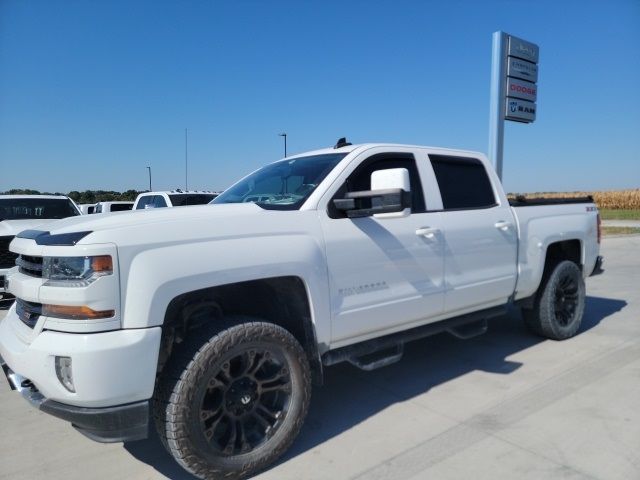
[347,344,404,371]
[446,319,488,339]
[322,305,505,368]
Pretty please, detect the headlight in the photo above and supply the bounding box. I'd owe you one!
[43,255,113,287]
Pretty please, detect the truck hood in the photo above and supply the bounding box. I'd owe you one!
[0,218,61,237]
[34,203,290,245]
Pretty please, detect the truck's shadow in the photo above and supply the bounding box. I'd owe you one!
[124,295,626,479]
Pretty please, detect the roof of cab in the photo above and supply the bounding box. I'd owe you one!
[0,194,72,200]
[283,143,485,160]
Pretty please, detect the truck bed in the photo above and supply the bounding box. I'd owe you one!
[508,195,594,207]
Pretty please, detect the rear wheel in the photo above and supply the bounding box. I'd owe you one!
[523,260,585,340]
[154,319,311,480]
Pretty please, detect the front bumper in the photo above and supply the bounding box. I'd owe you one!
[1,356,148,442]
[0,303,161,407]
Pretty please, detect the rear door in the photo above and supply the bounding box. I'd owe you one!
[429,155,518,313]
[319,149,446,346]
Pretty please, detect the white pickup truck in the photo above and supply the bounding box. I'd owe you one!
[0,141,603,480]
[0,195,81,303]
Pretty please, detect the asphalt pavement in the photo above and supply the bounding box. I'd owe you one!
[1,235,639,480]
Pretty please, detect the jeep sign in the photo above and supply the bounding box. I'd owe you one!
[507,36,539,63]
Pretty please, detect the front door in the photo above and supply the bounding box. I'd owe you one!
[319,151,446,346]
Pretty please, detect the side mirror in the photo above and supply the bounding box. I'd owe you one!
[333,168,412,218]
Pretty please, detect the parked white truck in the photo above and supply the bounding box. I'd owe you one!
[0,195,81,303]
[0,141,603,479]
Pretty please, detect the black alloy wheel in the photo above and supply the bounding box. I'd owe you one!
[553,273,580,326]
[154,319,311,480]
[199,347,292,456]
[523,260,586,340]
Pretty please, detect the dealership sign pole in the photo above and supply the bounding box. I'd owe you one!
[488,31,539,179]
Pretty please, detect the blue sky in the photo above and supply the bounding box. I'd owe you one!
[1,0,638,194]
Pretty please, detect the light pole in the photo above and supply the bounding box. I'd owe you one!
[279,132,287,157]
[146,166,152,191]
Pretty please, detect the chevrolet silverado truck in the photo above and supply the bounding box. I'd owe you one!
[0,195,80,304]
[0,141,603,479]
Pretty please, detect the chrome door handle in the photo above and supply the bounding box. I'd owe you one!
[416,227,440,239]
[495,220,512,231]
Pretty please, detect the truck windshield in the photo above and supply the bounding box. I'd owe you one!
[212,153,347,210]
[0,198,79,220]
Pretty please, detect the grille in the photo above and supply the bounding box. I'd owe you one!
[16,255,44,278]
[15,298,42,329]
[0,236,17,269]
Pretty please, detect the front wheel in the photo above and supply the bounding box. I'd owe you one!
[523,260,586,340]
[154,319,312,480]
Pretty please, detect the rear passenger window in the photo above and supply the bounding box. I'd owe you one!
[154,196,168,208]
[429,155,496,210]
[136,196,154,210]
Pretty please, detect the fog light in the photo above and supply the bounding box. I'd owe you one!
[55,356,75,392]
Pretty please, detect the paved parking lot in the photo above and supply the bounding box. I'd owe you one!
[1,235,639,480]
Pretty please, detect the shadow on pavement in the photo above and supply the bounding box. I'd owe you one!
[124,295,626,479]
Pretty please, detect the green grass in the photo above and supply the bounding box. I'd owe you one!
[602,226,640,236]
[599,209,640,220]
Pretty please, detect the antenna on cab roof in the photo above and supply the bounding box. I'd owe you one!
[334,137,352,149]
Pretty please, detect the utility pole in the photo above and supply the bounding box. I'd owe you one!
[146,166,152,191]
[279,132,287,157]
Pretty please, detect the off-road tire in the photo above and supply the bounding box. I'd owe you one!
[153,318,312,480]
[523,260,585,340]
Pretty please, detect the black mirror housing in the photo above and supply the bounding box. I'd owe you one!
[333,188,411,218]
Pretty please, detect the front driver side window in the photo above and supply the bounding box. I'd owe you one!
[329,153,426,218]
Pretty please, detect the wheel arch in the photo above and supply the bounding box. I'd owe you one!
[519,238,583,309]
[157,276,324,385]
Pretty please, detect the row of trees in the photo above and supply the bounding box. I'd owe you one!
[2,189,147,203]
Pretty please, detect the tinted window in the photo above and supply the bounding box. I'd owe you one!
[0,198,79,220]
[110,203,133,212]
[430,155,496,210]
[153,196,168,208]
[135,195,155,210]
[330,153,426,218]
[168,194,217,206]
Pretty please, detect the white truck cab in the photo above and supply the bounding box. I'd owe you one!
[93,201,133,213]
[78,204,96,215]
[133,191,219,210]
[0,140,603,479]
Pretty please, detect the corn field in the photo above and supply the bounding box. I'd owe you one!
[509,189,640,210]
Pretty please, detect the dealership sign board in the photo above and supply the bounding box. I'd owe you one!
[489,31,540,180]
[504,35,539,123]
